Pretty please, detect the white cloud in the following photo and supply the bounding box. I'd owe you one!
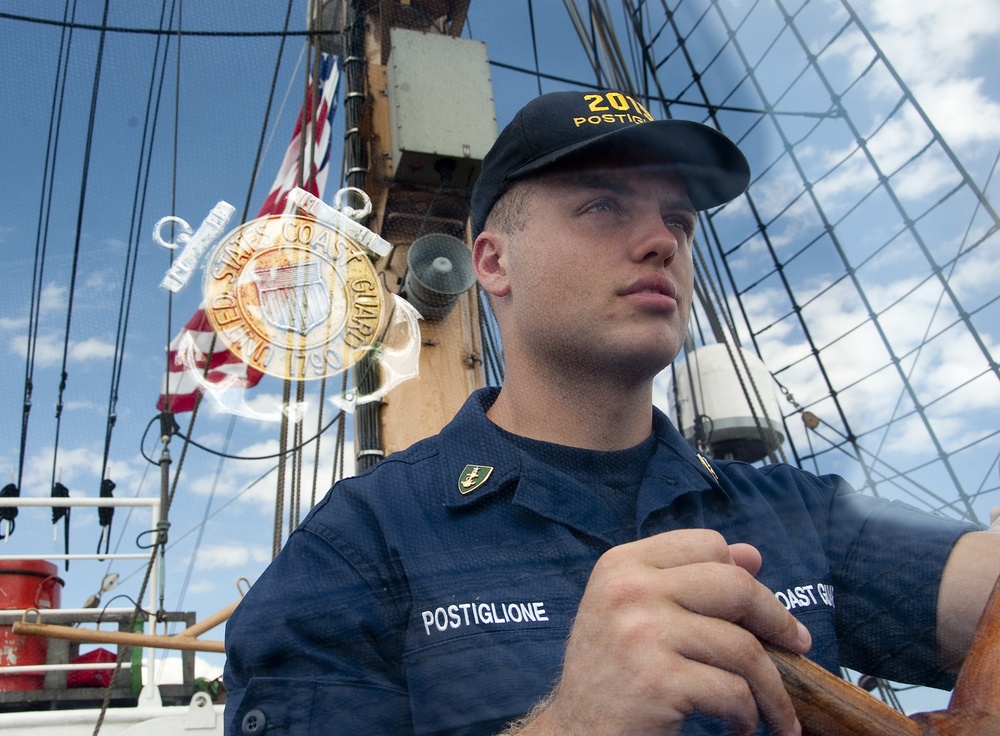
[150,653,224,685]
[40,282,67,314]
[194,543,271,569]
[0,315,27,330]
[70,337,117,361]
[181,579,218,596]
[16,443,152,502]
[832,0,1000,150]
[8,333,116,365]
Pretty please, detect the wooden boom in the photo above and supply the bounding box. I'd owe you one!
[11,601,237,655]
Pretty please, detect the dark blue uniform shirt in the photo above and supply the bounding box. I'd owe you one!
[224,388,975,735]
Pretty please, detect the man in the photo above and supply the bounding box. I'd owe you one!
[224,91,1000,735]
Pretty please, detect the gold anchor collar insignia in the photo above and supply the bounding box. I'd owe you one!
[697,453,719,483]
[459,464,494,495]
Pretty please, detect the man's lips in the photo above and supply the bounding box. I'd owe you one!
[620,275,677,307]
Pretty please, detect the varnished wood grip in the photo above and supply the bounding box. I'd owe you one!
[764,643,921,736]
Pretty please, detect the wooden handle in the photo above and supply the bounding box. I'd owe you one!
[768,573,1000,735]
[910,574,1000,735]
[946,574,1000,714]
[764,643,921,736]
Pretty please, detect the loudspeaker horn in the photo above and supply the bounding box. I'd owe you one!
[402,233,476,321]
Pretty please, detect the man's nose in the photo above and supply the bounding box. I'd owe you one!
[632,211,680,264]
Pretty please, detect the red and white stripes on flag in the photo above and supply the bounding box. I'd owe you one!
[257,52,342,214]
[157,309,265,413]
[157,52,343,413]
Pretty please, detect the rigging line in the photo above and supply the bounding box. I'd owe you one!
[0,11,342,39]
[629,0,659,104]
[771,379,813,470]
[703,0,930,498]
[102,456,152,581]
[616,0,643,91]
[563,0,602,85]
[600,0,637,90]
[167,0,296,504]
[258,44,307,194]
[99,0,176,493]
[111,463,279,592]
[159,0,188,520]
[771,0,987,518]
[698,210,749,342]
[478,290,505,386]
[763,282,1000,392]
[18,0,76,495]
[856,391,1000,467]
[614,2,670,118]
[587,0,630,91]
[172,414,235,619]
[278,21,325,552]
[805,421,982,519]
[140,406,346,463]
[240,0,298,223]
[637,0,812,452]
[837,1,1000,229]
[291,375,308,528]
[161,0,181,421]
[274,380,291,558]
[865,147,1000,474]
[819,368,996,447]
[330,374,348,491]
[151,0,186,628]
[342,3,382,478]
[490,54,838,120]
[635,0,667,50]
[689,0,877,482]
[49,0,112,500]
[311,371,331,508]
[309,368,335,508]
[527,0,544,96]
[682,332,710,452]
[91,522,160,736]
[257,0,302,551]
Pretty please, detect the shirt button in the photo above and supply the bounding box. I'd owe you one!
[242,708,266,735]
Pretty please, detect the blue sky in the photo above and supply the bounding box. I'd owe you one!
[1,0,998,708]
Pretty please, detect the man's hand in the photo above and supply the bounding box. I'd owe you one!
[518,529,810,736]
[990,506,999,532]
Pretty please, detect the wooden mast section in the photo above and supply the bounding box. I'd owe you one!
[335,0,485,465]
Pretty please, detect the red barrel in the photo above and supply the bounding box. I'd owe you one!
[0,560,64,691]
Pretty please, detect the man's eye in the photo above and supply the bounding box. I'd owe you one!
[664,216,695,236]
[585,198,618,214]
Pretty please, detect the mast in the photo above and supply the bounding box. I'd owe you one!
[327,0,487,470]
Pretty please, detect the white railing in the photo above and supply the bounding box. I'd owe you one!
[0,496,160,687]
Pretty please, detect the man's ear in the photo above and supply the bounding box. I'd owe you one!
[473,230,511,298]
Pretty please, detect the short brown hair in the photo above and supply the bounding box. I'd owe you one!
[481,179,534,237]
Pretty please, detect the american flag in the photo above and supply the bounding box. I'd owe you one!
[158,52,343,413]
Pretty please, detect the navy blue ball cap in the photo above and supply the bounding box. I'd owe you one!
[471,90,750,235]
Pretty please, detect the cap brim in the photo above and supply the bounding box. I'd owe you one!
[505,119,750,211]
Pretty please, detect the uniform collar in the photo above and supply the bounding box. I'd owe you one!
[441,388,729,540]
[639,408,730,528]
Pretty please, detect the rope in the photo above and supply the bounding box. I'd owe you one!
[47,0,112,562]
[17,0,77,512]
